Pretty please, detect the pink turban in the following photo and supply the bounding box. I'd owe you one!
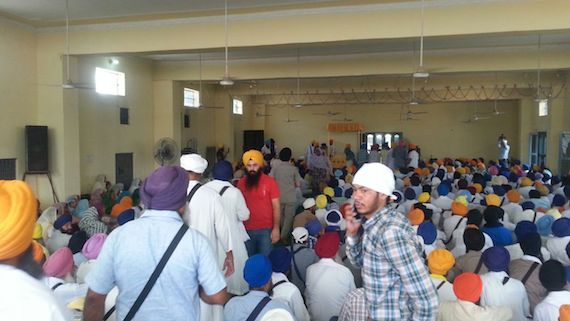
[82,233,107,260]
[43,247,73,278]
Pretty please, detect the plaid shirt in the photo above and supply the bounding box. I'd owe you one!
[346,205,438,321]
[339,288,368,321]
[79,207,108,237]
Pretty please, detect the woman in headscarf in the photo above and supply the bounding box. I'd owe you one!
[91,174,107,193]
[309,147,332,195]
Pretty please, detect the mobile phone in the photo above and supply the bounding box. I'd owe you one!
[353,205,362,221]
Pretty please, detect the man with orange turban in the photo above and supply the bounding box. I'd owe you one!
[238,149,281,256]
[0,180,68,320]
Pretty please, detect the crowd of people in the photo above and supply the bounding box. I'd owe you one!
[1,137,570,321]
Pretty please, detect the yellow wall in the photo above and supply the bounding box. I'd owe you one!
[77,56,155,193]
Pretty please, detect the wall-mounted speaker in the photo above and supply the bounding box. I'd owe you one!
[25,125,49,173]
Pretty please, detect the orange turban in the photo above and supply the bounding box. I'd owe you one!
[451,202,469,216]
[560,305,570,321]
[453,272,482,303]
[428,249,455,275]
[506,190,521,203]
[0,180,37,260]
[31,241,45,264]
[111,196,133,218]
[408,209,425,226]
[472,183,483,194]
[485,194,501,207]
[242,150,264,167]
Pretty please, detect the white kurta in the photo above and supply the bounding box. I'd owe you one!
[0,265,70,320]
[480,271,530,321]
[271,272,310,321]
[43,276,88,318]
[305,258,356,321]
[546,236,570,266]
[438,300,513,321]
[533,291,570,321]
[205,179,250,296]
[46,230,72,254]
[183,180,233,321]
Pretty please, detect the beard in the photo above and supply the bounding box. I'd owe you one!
[245,169,262,189]
[17,246,43,279]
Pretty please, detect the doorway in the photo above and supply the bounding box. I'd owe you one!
[529,132,547,167]
[115,153,133,190]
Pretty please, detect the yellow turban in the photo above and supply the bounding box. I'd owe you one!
[454,195,468,207]
[316,195,328,209]
[560,305,570,321]
[323,187,334,198]
[418,192,430,203]
[485,194,501,207]
[31,240,45,264]
[242,150,264,167]
[33,223,43,240]
[520,177,532,187]
[472,183,483,194]
[428,249,456,275]
[0,180,37,260]
[506,190,521,203]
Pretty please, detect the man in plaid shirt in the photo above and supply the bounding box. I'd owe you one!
[345,163,438,321]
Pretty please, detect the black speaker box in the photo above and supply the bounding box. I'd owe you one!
[25,125,49,173]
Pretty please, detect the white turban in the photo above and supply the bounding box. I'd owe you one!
[180,154,208,174]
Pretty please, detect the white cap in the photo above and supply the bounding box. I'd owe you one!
[291,227,308,243]
[302,198,316,209]
[180,154,208,174]
[352,163,396,199]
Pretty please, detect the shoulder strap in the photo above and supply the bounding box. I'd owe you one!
[444,217,465,245]
[186,183,202,203]
[51,282,64,291]
[532,211,537,223]
[103,306,115,321]
[123,224,189,321]
[474,256,484,274]
[521,262,540,285]
[219,186,230,196]
[436,280,446,290]
[246,296,272,321]
[272,280,287,290]
[502,277,510,285]
[293,245,308,254]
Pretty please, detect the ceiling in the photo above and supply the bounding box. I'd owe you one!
[0,0,412,22]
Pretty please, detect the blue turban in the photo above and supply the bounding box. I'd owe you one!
[417,221,437,245]
[343,188,353,198]
[393,190,403,204]
[305,219,322,236]
[73,199,89,218]
[269,247,292,273]
[551,176,561,186]
[140,166,190,211]
[536,215,555,236]
[514,221,537,242]
[117,209,135,226]
[53,214,72,230]
[552,218,570,238]
[213,160,234,181]
[565,185,570,198]
[67,230,88,254]
[437,183,450,196]
[404,188,416,200]
[334,187,343,197]
[492,185,506,197]
[508,172,519,183]
[522,164,530,171]
[334,169,343,178]
[482,246,510,272]
[244,254,272,288]
[521,201,535,210]
[552,194,567,207]
[519,232,541,257]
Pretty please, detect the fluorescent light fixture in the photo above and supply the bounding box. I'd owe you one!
[109,58,119,65]
[220,77,234,86]
[413,71,429,78]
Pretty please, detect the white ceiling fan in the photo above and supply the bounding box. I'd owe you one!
[463,102,491,123]
[284,106,299,123]
[219,0,234,86]
[196,53,224,109]
[313,111,342,116]
[413,0,429,79]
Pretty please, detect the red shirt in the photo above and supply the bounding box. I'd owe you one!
[238,173,280,230]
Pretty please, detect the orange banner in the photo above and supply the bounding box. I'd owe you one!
[327,122,363,132]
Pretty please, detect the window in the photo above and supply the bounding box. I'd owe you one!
[233,98,243,115]
[538,99,548,116]
[95,67,125,96]
[0,158,16,180]
[184,88,200,108]
[361,132,403,152]
[120,108,129,125]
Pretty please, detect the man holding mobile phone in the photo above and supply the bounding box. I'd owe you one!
[345,163,438,321]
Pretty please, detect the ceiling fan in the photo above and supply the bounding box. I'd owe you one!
[61,0,92,90]
[332,107,353,122]
[400,105,425,121]
[255,111,271,117]
[219,0,234,86]
[284,107,299,123]
[409,76,424,105]
[313,111,342,116]
[196,53,224,109]
[489,100,506,116]
[463,103,491,123]
[413,0,429,79]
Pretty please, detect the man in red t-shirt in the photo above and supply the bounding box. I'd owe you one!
[238,149,281,256]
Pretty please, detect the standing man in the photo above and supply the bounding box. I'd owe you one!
[392,140,408,170]
[345,163,438,320]
[84,166,228,321]
[498,134,510,167]
[270,147,302,243]
[181,154,234,321]
[0,180,69,320]
[407,143,420,169]
[238,150,281,256]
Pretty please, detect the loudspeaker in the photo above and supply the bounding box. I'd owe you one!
[25,126,49,173]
